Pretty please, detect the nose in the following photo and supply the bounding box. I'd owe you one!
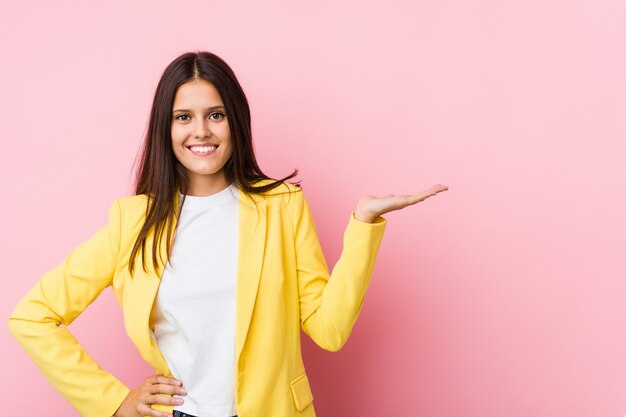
[193,119,211,139]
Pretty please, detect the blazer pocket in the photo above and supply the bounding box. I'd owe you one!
[290,372,314,411]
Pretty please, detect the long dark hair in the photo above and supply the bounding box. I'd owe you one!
[129,51,299,277]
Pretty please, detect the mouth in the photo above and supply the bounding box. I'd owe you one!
[187,144,219,155]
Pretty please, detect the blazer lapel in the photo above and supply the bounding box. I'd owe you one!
[235,188,267,363]
[124,187,267,374]
[123,213,174,375]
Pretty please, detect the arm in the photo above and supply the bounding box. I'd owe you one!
[293,189,387,352]
[7,199,131,417]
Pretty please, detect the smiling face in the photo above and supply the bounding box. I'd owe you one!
[171,78,234,196]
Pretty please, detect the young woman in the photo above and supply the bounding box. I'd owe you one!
[8,51,448,417]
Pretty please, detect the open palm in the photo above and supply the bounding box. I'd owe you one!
[355,184,449,223]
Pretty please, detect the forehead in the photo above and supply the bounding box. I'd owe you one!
[173,79,223,107]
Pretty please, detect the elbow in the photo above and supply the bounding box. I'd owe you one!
[7,314,48,349]
[7,295,32,340]
[7,316,25,341]
[319,339,346,352]
[302,318,351,352]
[8,299,65,344]
[309,333,347,352]
[7,307,39,341]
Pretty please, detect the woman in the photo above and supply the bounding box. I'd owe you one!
[8,51,448,417]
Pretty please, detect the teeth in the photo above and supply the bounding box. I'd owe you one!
[190,145,217,152]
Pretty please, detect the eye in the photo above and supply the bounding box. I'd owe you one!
[209,112,225,121]
[175,114,190,121]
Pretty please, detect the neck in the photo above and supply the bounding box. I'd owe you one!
[185,175,231,196]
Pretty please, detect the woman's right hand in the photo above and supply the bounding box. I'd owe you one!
[113,374,187,417]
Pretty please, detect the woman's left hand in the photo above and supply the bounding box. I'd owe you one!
[354,184,449,223]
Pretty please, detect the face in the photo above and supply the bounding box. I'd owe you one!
[171,78,233,196]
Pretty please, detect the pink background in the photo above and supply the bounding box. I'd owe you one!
[2,1,625,416]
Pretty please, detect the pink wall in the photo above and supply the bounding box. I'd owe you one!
[2,1,625,416]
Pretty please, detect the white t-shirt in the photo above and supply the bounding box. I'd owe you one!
[150,183,239,417]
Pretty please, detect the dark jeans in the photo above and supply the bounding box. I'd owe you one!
[173,411,236,417]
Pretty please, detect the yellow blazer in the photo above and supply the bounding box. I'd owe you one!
[8,180,386,417]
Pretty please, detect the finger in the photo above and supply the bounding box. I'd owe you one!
[388,195,420,210]
[145,392,184,406]
[399,194,419,206]
[137,402,177,417]
[151,375,183,387]
[412,186,445,199]
[150,383,187,396]
[431,184,449,193]
[384,191,429,206]
[406,192,437,204]
[396,185,447,203]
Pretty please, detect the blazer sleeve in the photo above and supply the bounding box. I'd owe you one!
[292,189,387,352]
[7,199,131,417]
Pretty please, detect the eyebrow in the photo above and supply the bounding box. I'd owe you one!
[172,105,225,113]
